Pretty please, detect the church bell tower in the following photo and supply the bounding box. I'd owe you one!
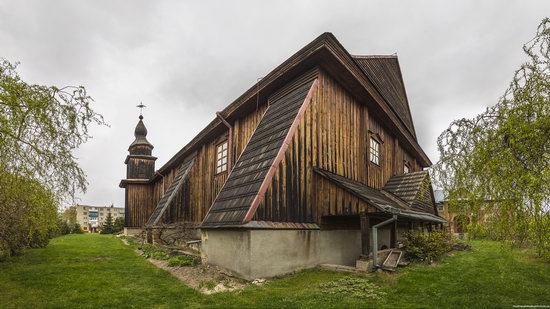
[125,114,156,179]
[120,104,157,232]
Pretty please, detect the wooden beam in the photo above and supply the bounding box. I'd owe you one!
[390,220,397,248]
[360,211,370,256]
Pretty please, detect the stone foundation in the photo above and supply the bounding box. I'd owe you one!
[145,222,200,245]
[124,227,143,236]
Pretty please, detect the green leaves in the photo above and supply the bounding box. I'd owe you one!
[433,18,550,258]
[0,58,105,259]
[0,58,106,202]
[402,231,453,263]
[167,255,197,267]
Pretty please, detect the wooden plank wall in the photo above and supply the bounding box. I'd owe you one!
[254,70,420,224]
[125,184,154,227]
[132,68,423,227]
[148,104,269,225]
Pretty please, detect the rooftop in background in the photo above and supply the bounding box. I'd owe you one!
[74,204,124,209]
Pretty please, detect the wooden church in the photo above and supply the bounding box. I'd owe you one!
[120,33,445,279]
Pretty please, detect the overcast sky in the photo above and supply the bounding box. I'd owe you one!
[1,0,548,207]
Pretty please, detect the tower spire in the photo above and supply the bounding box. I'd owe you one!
[136,102,146,119]
[122,102,156,180]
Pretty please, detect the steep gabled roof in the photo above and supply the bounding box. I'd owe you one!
[201,78,318,227]
[383,170,437,215]
[151,33,431,181]
[353,55,416,139]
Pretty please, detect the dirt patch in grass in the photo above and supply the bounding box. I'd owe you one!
[147,258,248,294]
[119,235,249,294]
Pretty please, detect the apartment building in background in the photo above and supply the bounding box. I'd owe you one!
[75,204,125,232]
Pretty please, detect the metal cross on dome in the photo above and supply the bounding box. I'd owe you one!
[136,102,147,116]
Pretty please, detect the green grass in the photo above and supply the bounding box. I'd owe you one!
[0,234,548,308]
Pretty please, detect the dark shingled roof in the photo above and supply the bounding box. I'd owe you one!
[201,79,316,227]
[129,115,154,149]
[315,168,445,223]
[353,55,416,139]
[314,168,409,211]
[150,33,432,180]
[146,157,195,227]
[383,170,437,214]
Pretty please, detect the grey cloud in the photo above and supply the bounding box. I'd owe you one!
[0,0,548,207]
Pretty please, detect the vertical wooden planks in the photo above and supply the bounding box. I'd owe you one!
[136,66,427,228]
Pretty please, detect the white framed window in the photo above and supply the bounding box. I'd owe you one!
[370,138,380,165]
[215,141,228,174]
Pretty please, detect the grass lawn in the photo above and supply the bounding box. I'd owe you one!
[0,234,548,308]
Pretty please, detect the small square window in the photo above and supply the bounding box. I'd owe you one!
[404,163,410,174]
[370,138,380,165]
[215,141,228,174]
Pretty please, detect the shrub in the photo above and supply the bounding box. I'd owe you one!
[113,217,125,234]
[319,277,386,300]
[403,230,453,263]
[71,224,84,234]
[0,170,59,259]
[140,244,169,260]
[167,255,197,267]
[57,219,72,235]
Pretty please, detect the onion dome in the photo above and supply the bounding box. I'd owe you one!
[129,115,154,150]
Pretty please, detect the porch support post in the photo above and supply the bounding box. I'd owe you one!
[360,211,370,256]
[390,220,397,248]
[372,215,398,267]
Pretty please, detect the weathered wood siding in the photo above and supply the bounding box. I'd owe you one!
[132,69,424,227]
[254,70,421,224]
[125,184,154,227]
[149,104,270,225]
[151,136,227,224]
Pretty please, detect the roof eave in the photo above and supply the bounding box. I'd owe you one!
[154,32,431,177]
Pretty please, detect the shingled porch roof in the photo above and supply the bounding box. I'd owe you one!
[315,168,445,223]
[383,170,438,214]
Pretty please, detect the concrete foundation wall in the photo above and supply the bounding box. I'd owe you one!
[201,230,252,278]
[201,229,362,280]
[372,225,410,250]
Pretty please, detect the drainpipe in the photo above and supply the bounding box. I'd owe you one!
[154,171,165,195]
[372,215,398,268]
[216,112,233,172]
